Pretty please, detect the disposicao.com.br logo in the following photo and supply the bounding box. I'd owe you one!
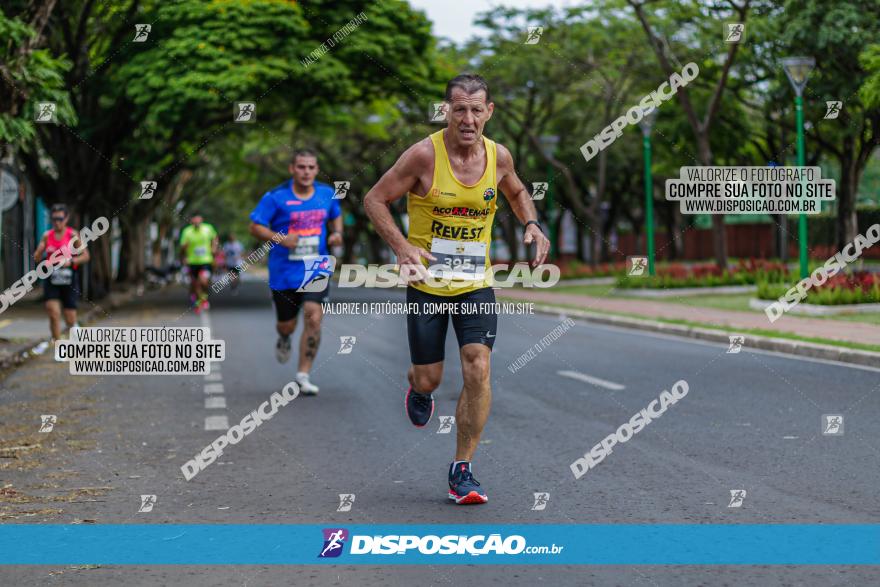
[318,528,563,557]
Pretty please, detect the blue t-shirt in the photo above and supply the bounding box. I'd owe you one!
[250,180,341,290]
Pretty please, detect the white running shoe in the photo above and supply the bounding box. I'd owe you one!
[275,335,292,363]
[296,371,319,396]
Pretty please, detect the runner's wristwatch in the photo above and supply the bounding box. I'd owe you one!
[525,220,543,233]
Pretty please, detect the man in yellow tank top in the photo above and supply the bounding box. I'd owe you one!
[364,73,550,504]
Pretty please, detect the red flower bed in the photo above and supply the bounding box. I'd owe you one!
[821,271,880,292]
[758,271,880,305]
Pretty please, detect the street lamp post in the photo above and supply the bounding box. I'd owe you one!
[539,134,560,259]
[781,56,815,280]
[638,107,659,276]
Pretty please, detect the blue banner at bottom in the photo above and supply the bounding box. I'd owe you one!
[0,525,878,565]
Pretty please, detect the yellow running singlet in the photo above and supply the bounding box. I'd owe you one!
[406,130,497,296]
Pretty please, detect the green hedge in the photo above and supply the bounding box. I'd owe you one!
[756,282,880,305]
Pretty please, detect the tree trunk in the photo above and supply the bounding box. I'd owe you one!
[553,211,566,262]
[603,191,624,262]
[133,218,148,280]
[117,221,131,284]
[697,136,727,268]
[836,147,859,249]
[153,222,168,267]
[590,149,609,268]
[576,220,586,262]
[662,202,676,261]
[89,232,112,299]
[775,215,788,261]
[117,214,149,284]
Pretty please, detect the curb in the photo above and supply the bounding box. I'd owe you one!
[622,285,757,298]
[748,297,880,316]
[528,303,880,368]
[0,286,151,375]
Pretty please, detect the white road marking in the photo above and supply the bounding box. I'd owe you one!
[205,396,227,409]
[204,383,224,394]
[199,312,227,429]
[205,415,229,431]
[557,370,625,390]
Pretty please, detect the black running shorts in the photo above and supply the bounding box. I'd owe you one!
[271,286,330,323]
[406,286,498,365]
[188,264,212,279]
[43,278,79,310]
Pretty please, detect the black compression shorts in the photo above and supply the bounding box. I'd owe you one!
[406,286,498,365]
[188,264,212,279]
[271,286,330,322]
[43,278,80,309]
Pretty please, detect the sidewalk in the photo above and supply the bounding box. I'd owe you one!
[0,286,145,372]
[500,288,880,364]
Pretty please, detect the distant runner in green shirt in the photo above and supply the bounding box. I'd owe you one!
[179,212,218,313]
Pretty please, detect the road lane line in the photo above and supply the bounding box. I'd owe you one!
[200,311,228,430]
[205,396,227,409]
[205,415,229,431]
[0,319,11,330]
[557,370,625,390]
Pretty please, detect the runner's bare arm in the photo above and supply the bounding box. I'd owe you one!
[250,222,297,249]
[364,142,435,281]
[33,234,47,263]
[364,141,433,255]
[327,216,343,247]
[71,231,90,264]
[497,144,550,266]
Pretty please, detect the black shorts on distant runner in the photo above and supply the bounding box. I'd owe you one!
[406,286,498,365]
[271,285,330,322]
[188,264,212,279]
[43,279,79,309]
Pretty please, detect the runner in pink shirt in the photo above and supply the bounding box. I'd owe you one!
[32,204,91,342]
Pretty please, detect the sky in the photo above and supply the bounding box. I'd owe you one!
[407,0,576,44]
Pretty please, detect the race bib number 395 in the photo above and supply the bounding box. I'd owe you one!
[428,238,486,280]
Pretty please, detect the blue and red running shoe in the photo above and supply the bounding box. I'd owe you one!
[405,386,434,428]
[448,461,488,505]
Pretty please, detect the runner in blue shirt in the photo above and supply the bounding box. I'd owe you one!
[249,149,343,395]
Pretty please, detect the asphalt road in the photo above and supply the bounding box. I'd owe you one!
[1,278,878,586]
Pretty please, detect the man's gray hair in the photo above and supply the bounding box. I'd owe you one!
[445,73,491,103]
